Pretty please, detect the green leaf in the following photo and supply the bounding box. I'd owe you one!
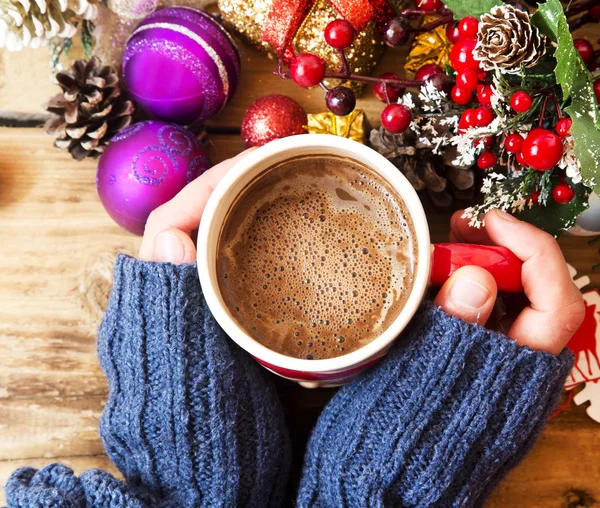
[517,179,590,237]
[532,0,580,100]
[442,0,503,19]
[81,20,95,60]
[565,73,600,195]
[533,0,600,193]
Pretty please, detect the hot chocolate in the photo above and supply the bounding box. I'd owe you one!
[216,154,418,360]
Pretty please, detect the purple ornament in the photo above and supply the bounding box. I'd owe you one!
[123,7,240,125]
[96,121,210,235]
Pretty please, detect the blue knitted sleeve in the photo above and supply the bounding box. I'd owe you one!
[4,255,291,508]
[297,302,574,508]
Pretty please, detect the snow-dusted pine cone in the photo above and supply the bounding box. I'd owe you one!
[0,0,98,51]
[473,5,546,74]
[45,57,134,160]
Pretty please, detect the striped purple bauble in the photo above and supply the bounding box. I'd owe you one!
[123,7,240,125]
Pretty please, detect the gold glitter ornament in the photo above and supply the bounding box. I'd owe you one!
[306,110,366,143]
[218,0,386,94]
[404,15,451,76]
[218,0,273,51]
[293,0,383,92]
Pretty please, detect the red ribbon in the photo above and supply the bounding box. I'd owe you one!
[261,0,393,55]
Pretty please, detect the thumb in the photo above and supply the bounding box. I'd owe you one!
[151,228,197,264]
[433,265,498,326]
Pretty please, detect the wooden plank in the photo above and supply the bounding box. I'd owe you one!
[0,129,243,399]
[0,455,120,506]
[487,407,600,508]
[0,128,135,399]
[0,396,105,461]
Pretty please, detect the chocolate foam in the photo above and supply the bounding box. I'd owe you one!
[217,155,417,360]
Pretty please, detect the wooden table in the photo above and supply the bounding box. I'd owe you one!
[1,31,600,507]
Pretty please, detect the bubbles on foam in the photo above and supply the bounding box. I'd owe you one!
[217,155,417,360]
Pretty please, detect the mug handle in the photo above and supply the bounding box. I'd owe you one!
[431,243,523,293]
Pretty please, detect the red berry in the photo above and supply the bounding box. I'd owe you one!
[381,104,412,133]
[476,84,493,105]
[451,86,473,105]
[555,118,573,137]
[475,136,493,148]
[510,91,532,113]
[382,17,411,47]
[458,17,479,39]
[594,79,600,104]
[415,63,444,81]
[553,183,575,204]
[477,151,497,169]
[290,53,327,88]
[326,86,356,116]
[324,19,355,50]
[591,5,600,21]
[474,106,494,127]
[504,133,524,153]
[429,74,453,94]
[456,69,479,90]
[516,152,527,166]
[373,73,405,103]
[574,38,595,68]
[478,71,488,81]
[530,190,540,205]
[458,108,477,133]
[446,22,461,44]
[415,0,442,11]
[449,37,480,71]
[521,128,564,171]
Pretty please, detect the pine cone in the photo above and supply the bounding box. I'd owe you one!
[498,148,521,174]
[473,5,546,74]
[45,57,135,161]
[0,0,98,51]
[369,127,476,208]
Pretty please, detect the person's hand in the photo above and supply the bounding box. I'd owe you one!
[434,209,585,355]
[138,149,255,264]
[140,155,583,357]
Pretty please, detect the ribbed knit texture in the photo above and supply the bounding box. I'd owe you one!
[4,257,574,508]
[5,255,291,508]
[297,302,574,508]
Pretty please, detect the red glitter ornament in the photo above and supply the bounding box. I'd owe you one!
[241,95,307,148]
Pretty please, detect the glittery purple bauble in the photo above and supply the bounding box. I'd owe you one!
[96,121,211,235]
[123,7,240,125]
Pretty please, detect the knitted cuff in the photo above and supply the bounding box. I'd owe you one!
[97,255,290,507]
[298,302,574,508]
[5,464,156,507]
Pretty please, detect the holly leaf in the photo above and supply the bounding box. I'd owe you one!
[531,0,580,100]
[565,73,600,195]
[442,0,503,19]
[532,0,600,193]
[517,180,590,237]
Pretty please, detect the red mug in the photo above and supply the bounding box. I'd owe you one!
[198,135,522,387]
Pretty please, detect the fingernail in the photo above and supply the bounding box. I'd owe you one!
[449,275,491,310]
[154,232,185,264]
[494,209,519,222]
